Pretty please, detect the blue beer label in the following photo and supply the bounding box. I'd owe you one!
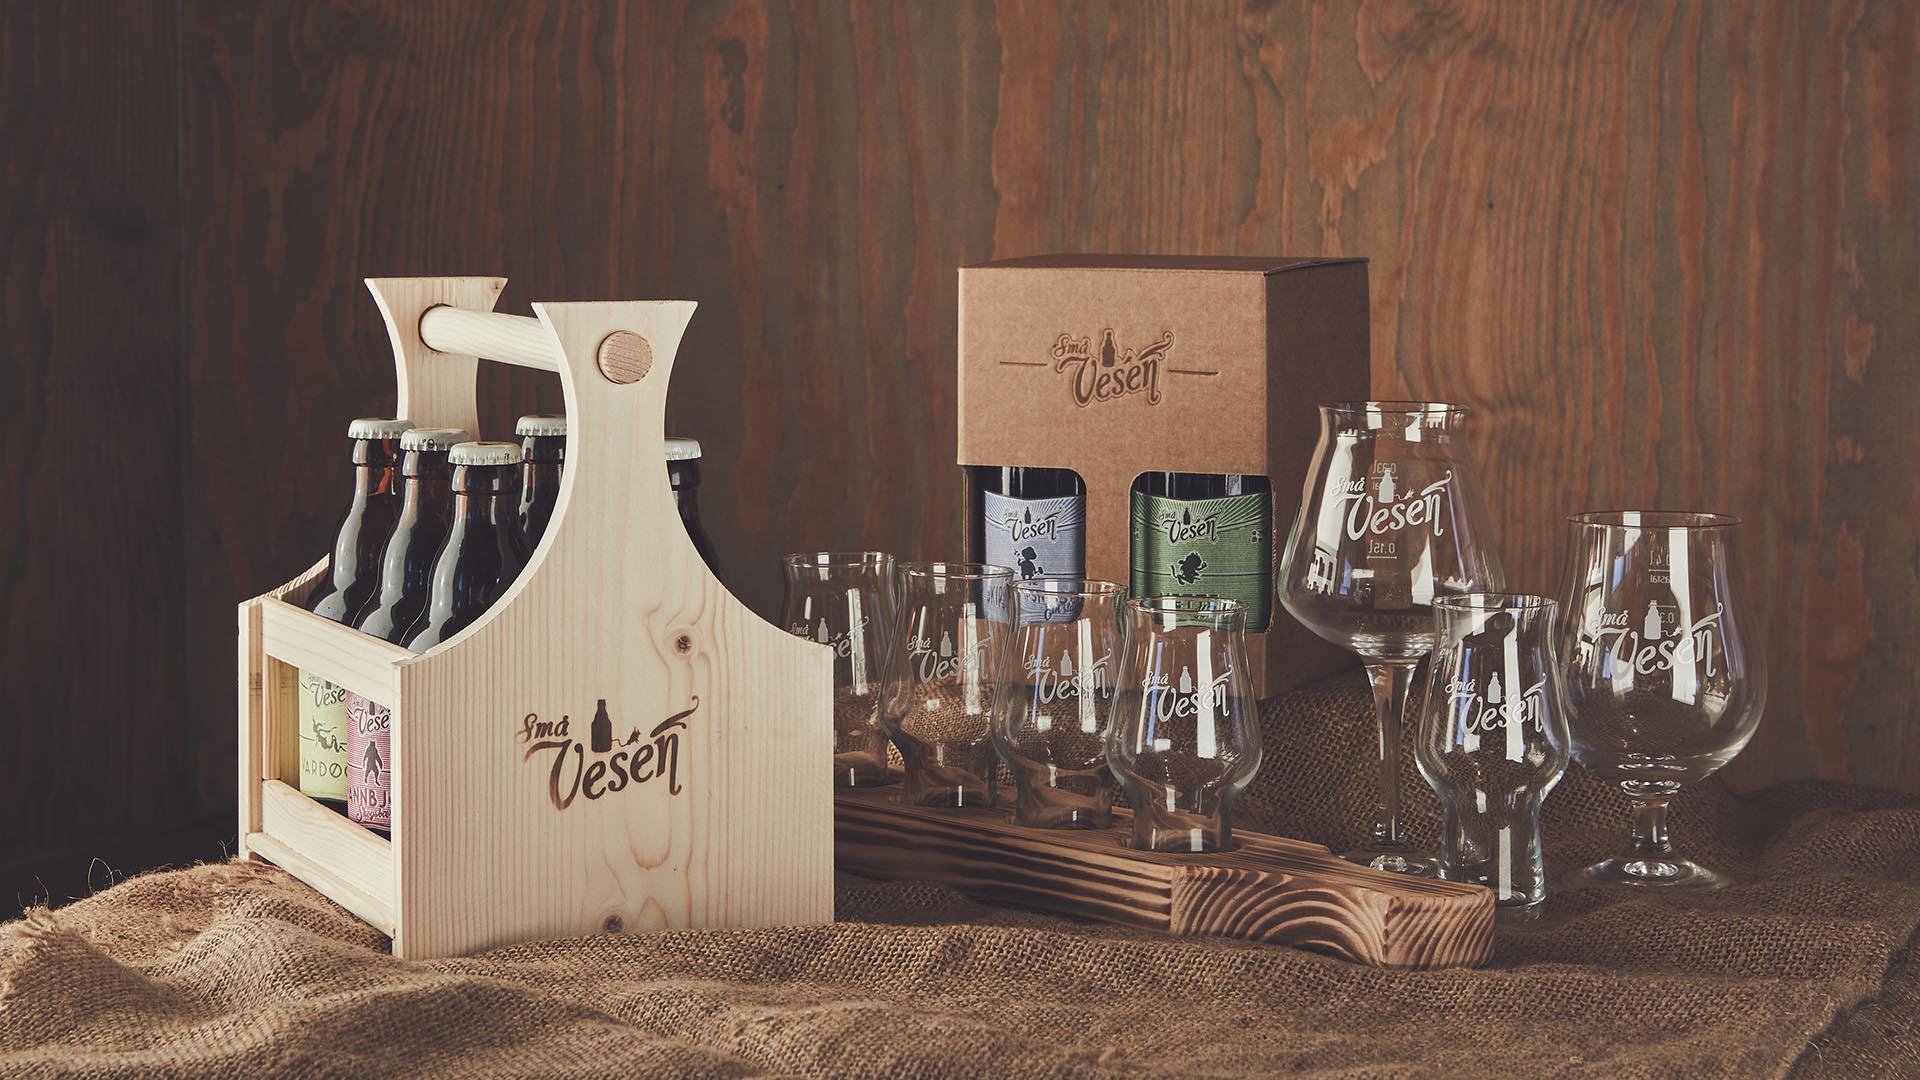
[983,491,1086,623]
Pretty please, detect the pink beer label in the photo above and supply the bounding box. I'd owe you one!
[346,692,392,830]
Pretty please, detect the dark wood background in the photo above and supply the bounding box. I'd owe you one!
[3,0,1915,907]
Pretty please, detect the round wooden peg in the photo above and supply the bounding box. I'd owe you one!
[596,331,653,384]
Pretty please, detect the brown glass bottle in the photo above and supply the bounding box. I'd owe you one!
[352,427,469,643]
[305,418,412,623]
[299,417,412,809]
[403,442,532,652]
[516,414,566,548]
[667,437,719,574]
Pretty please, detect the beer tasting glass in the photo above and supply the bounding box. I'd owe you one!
[1415,594,1570,918]
[1279,401,1503,873]
[781,551,899,787]
[883,562,1014,807]
[1558,511,1766,889]
[993,578,1126,828]
[1106,596,1262,852]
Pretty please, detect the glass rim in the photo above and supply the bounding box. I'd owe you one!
[781,549,895,569]
[899,560,1015,581]
[1432,592,1557,613]
[1320,400,1469,418]
[1127,594,1246,625]
[1011,577,1124,598]
[1567,510,1741,530]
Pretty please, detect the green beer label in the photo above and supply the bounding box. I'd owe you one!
[297,670,350,801]
[1130,490,1273,630]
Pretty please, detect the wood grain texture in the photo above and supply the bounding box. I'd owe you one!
[7,0,1914,901]
[175,0,1918,799]
[241,282,837,958]
[836,785,1494,968]
[0,2,187,872]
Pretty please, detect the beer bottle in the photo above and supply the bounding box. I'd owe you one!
[298,417,410,808]
[352,427,469,642]
[966,465,1085,617]
[666,438,719,574]
[516,414,566,548]
[403,441,531,652]
[344,425,467,834]
[1129,472,1273,631]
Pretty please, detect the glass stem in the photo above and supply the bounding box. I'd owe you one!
[1625,798,1673,862]
[1364,660,1419,851]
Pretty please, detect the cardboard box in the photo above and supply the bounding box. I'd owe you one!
[957,254,1369,696]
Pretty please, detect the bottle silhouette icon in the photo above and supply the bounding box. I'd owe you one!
[590,698,613,754]
[1488,672,1503,704]
[1377,466,1397,503]
[1100,329,1119,367]
[1643,601,1663,642]
[939,631,953,658]
[1058,652,1074,679]
[815,618,830,644]
[1178,666,1193,694]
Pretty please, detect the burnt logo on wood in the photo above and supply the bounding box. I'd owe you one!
[519,696,696,810]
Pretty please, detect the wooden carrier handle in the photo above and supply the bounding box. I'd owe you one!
[417,306,561,372]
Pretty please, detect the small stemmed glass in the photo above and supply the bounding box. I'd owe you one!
[1558,511,1765,889]
[1279,401,1503,873]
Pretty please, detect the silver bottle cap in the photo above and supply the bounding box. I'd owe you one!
[515,414,568,437]
[665,437,702,461]
[400,427,472,452]
[348,417,415,440]
[448,440,523,467]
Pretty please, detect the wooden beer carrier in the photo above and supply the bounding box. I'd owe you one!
[239,276,1491,969]
[238,277,835,960]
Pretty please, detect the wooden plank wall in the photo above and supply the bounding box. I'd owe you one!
[3,1,1915,896]
[0,2,194,894]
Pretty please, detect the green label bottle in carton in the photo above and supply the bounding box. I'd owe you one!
[1129,473,1273,631]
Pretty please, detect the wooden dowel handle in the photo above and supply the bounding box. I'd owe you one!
[418,305,561,372]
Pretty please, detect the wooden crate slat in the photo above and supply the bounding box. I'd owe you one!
[259,597,410,706]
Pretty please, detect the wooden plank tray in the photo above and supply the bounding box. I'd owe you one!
[835,786,1494,969]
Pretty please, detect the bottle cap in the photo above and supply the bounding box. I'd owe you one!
[448,441,523,467]
[515,414,568,437]
[348,417,416,440]
[400,427,472,452]
[665,437,702,461]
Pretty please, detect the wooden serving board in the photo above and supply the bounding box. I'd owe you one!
[835,786,1494,969]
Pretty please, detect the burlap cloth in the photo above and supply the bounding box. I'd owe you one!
[5,673,1919,1078]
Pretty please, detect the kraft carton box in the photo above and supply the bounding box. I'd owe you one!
[957,255,1370,697]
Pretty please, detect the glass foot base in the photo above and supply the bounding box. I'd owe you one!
[1571,856,1731,890]
[1341,846,1436,876]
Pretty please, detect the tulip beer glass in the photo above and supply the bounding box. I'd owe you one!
[1279,402,1503,873]
[884,562,1014,807]
[1106,596,1262,852]
[1416,594,1571,918]
[993,578,1125,828]
[1558,511,1765,889]
[781,551,900,787]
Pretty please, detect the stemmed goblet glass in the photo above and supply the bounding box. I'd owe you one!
[1558,511,1765,889]
[1279,401,1503,873]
